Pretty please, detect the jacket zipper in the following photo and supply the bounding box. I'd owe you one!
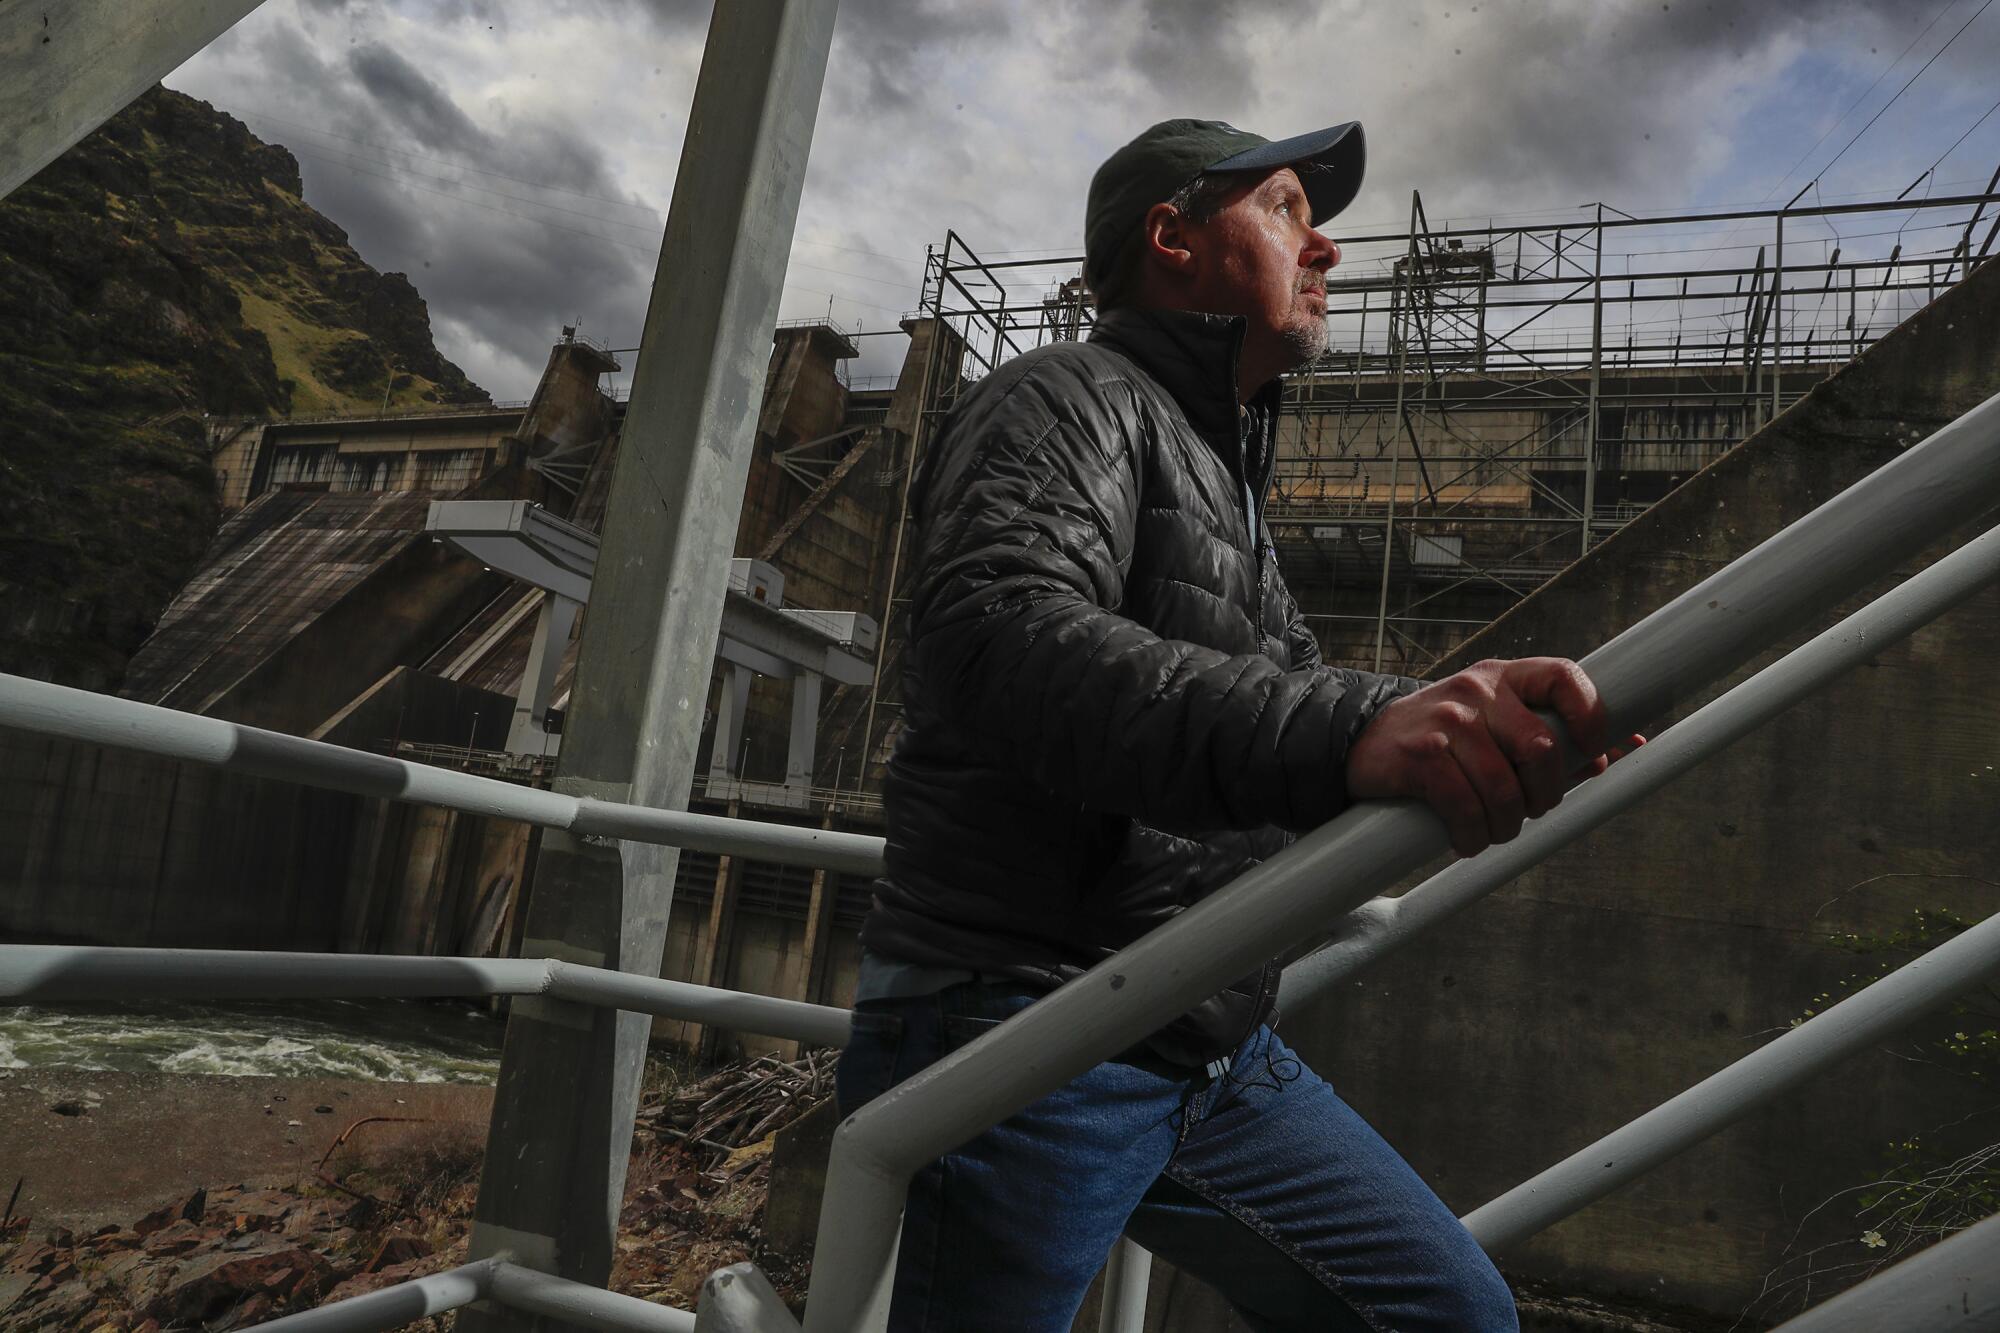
[1241,406,1271,636]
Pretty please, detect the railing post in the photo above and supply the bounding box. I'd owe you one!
[458,2,839,1326]
[1096,1238,1152,1333]
[693,1263,800,1332]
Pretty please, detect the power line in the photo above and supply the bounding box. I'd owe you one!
[285,143,920,295]
[1760,0,1963,206]
[289,145,914,319]
[1810,0,1997,188]
[1915,90,2000,185]
[230,100,925,268]
[231,102,664,214]
[296,139,667,235]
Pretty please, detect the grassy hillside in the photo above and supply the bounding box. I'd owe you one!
[0,87,487,689]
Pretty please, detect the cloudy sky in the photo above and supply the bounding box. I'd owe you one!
[163,0,2000,398]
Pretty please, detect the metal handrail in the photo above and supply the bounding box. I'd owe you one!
[250,1255,703,1332]
[1280,520,2000,1009]
[1460,898,2000,1250]
[0,674,887,878]
[799,390,2000,1329]
[0,946,852,1047]
[1256,518,2000,1244]
[255,1256,506,1331]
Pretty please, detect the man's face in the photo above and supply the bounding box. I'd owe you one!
[1182,167,1341,378]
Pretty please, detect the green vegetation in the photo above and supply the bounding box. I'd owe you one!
[1819,908,1998,1251]
[1746,902,1999,1320]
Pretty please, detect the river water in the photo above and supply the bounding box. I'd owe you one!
[0,998,503,1084]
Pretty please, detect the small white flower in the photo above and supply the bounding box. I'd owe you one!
[1861,1230,1887,1249]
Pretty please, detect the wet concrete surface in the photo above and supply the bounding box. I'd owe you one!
[0,1069,493,1230]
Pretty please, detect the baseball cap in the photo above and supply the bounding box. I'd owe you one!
[1083,119,1366,291]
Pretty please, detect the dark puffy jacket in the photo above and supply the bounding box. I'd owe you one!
[861,305,1418,1066]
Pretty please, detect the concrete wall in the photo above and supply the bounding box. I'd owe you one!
[210,420,268,512]
[239,409,524,508]
[1257,256,2000,1320]
[653,845,866,1059]
[1270,362,1839,676]
[207,540,510,735]
[1276,364,1786,495]
[517,341,618,475]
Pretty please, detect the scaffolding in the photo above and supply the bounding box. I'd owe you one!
[897,180,2000,681]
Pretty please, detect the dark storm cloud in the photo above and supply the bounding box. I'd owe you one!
[1116,0,1317,101]
[1390,0,1917,206]
[187,3,669,393]
[170,0,2000,394]
[339,38,641,218]
[348,43,489,156]
[826,0,1010,113]
[293,135,657,389]
[1024,0,1955,221]
[349,0,705,34]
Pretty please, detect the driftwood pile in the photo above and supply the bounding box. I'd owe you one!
[636,1051,836,1155]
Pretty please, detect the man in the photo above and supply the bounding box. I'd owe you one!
[839,119,1619,1332]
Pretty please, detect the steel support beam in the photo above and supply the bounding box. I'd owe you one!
[0,0,268,201]
[708,664,755,785]
[801,388,2000,1331]
[510,593,579,756]
[1580,203,1603,557]
[460,4,836,1320]
[785,671,822,794]
[1773,1211,2000,1331]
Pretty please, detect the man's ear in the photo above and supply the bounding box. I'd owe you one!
[1141,201,1198,279]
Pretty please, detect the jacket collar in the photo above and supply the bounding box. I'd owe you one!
[1088,305,1284,485]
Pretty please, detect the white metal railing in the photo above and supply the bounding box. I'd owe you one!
[0,947,851,1048]
[0,674,885,879]
[9,0,2000,1325]
[1278,518,2000,1010]
[241,1255,706,1332]
[1,392,1994,1330]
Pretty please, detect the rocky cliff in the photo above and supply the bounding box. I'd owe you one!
[0,86,487,690]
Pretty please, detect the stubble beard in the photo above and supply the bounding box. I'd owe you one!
[1279,293,1329,370]
[1281,316,1328,368]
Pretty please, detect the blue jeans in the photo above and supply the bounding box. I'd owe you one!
[836,981,1517,1333]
